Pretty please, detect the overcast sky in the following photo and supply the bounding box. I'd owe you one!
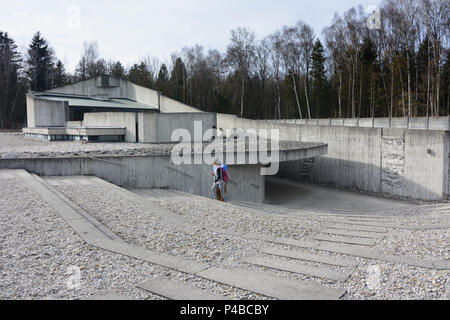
[0,0,381,73]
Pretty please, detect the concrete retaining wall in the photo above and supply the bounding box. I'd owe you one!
[0,156,264,203]
[277,124,449,201]
[268,116,450,131]
[217,114,302,142]
[218,115,450,201]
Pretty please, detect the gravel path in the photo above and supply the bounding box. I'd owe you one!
[0,176,265,300]
[52,183,266,267]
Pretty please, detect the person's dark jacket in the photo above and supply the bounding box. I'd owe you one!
[214,166,223,183]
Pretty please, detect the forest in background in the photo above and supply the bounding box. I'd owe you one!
[0,0,449,128]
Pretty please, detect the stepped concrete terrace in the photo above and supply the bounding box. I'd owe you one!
[1,169,450,300]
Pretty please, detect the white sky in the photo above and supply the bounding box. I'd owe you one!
[0,0,381,73]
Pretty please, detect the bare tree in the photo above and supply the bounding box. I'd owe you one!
[420,0,450,116]
[255,39,271,118]
[268,31,284,119]
[226,27,256,117]
[297,21,315,119]
[280,25,303,118]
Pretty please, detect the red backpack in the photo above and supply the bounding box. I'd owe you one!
[222,168,229,182]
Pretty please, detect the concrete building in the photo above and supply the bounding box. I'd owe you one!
[24,75,212,143]
[13,75,329,203]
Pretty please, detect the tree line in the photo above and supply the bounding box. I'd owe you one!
[0,0,449,129]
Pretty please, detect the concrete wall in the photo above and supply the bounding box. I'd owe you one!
[158,95,202,113]
[269,116,450,131]
[217,114,301,142]
[83,112,136,142]
[277,124,449,201]
[0,156,264,203]
[151,112,216,143]
[26,94,68,128]
[138,113,157,143]
[84,111,216,143]
[47,78,122,98]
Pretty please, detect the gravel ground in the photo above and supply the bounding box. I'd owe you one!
[0,133,320,159]
[53,180,450,299]
[135,192,321,240]
[2,169,450,299]
[52,183,267,267]
[374,229,450,261]
[0,176,267,300]
[0,133,174,158]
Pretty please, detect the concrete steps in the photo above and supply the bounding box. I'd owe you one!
[319,228,385,239]
[137,278,230,300]
[316,242,436,269]
[312,234,377,246]
[81,290,131,300]
[321,223,389,233]
[16,171,346,300]
[241,256,351,282]
[197,267,346,300]
[260,247,358,268]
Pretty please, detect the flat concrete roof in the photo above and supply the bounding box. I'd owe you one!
[32,93,159,111]
[23,127,126,136]
[2,134,327,164]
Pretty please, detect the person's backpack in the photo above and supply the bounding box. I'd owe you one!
[222,167,229,182]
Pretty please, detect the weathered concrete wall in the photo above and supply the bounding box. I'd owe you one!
[83,112,136,142]
[26,94,35,127]
[48,78,122,98]
[277,124,449,201]
[402,130,448,200]
[0,156,264,203]
[381,129,405,197]
[157,113,216,142]
[217,114,301,141]
[138,113,157,143]
[298,126,383,194]
[26,94,68,128]
[137,112,216,143]
[269,116,450,130]
[159,95,203,113]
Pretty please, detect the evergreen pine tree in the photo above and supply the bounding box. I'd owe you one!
[128,62,153,88]
[156,64,169,94]
[169,57,187,102]
[110,61,126,79]
[311,39,326,117]
[53,60,68,88]
[26,31,52,91]
[0,31,23,128]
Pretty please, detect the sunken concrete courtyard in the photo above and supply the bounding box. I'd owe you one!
[1,131,450,300]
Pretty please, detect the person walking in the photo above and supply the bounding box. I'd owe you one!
[210,160,227,202]
[220,161,228,195]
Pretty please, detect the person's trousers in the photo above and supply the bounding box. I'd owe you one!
[211,181,227,202]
